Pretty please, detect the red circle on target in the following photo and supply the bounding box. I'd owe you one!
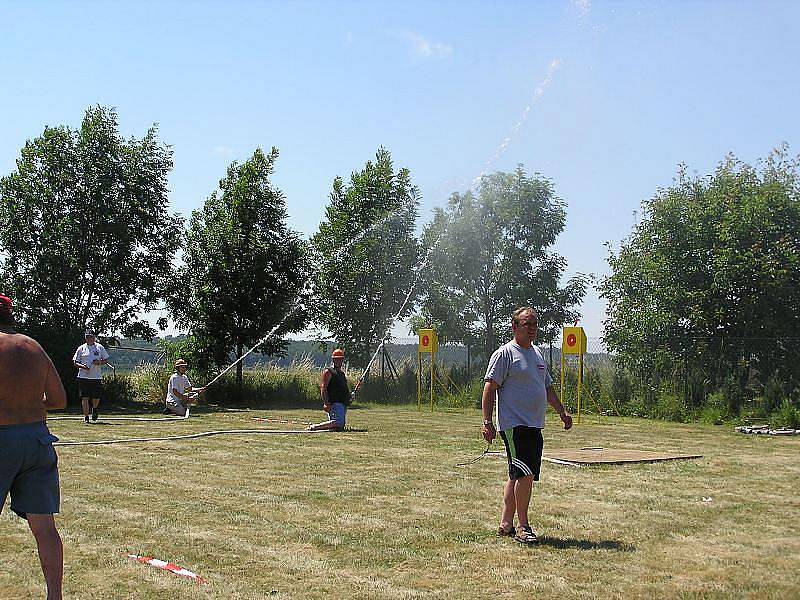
[567,333,577,347]
[422,335,430,347]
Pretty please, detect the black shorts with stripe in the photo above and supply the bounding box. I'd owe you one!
[500,426,544,481]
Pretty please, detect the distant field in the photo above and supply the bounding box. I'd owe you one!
[1,406,798,599]
[103,339,480,373]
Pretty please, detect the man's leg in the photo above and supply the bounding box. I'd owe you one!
[309,403,344,431]
[513,475,534,527]
[81,397,90,422]
[91,397,100,421]
[26,514,63,600]
[166,403,186,416]
[501,477,517,530]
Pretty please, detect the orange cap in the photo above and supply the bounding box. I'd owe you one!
[332,348,345,359]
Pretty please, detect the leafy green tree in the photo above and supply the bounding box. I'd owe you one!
[171,147,306,389]
[0,105,180,379]
[311,148,420,366]
[599,148,800,403]
[416,166,588,359]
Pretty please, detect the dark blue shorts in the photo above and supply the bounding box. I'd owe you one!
[500,426,544,481]
[77,378,103,399]
[0,422,60,519]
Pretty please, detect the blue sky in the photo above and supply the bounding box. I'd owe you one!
[2,0,799,341]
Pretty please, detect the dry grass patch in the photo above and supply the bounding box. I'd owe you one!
[1,407,798,599]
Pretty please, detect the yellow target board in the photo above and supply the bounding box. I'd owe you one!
[561,326,587,424]
[417,328,438,412]
[562,326,587,355]
[418,328,438,353]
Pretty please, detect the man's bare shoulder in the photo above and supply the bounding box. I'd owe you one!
[0,330,46,355]
[0,330,41,346]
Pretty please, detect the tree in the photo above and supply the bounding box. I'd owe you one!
[170,147,307,389]
[599,148,800,402]
[416,166,588,359]
[311,148,420,366]
[0,105,181,378]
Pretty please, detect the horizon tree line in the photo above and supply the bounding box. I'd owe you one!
[2,105,598,396]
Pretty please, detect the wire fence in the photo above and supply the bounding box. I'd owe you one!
[353,336,800,425]
[101,334,800,426]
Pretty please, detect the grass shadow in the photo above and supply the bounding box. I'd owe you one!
[537,536,635,552]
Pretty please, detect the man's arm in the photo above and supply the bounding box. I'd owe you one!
[43,355,67,411]
[481,379,498,442]
[546,385,573,430]
[94,346,109,365]
[320,369,332,409]
[73,349,89,371]
[172,388,192,402]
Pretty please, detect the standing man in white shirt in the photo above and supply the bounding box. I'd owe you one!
[72,330,109,424]
[481,307,573,545]
[164,359,205,416]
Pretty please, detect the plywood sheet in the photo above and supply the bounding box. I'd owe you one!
[544,447,702,465]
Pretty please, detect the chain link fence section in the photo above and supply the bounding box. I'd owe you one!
[549,336,800,423]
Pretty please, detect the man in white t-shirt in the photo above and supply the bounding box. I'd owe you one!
[164,359,205,417]
[72,330,110,424]
[481,307,573,545]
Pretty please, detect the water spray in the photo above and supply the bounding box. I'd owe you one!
[473,58,561,187]
[204,57,562,394]
[349,239,441,399]
[350,58,563,401]
[202,206,405,390]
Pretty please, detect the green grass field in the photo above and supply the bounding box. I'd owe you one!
[1,406,798,599]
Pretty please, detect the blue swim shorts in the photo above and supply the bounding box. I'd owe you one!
[0,422,60,519]
[329,402,347,429]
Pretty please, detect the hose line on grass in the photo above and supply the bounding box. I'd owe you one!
[48,414,189,422]
[53,428,331,447]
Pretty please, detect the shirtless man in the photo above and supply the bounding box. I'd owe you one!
[0,295,67,600]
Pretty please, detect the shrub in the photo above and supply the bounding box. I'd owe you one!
[608,369,632,412]
[651,390,689,422]
[101,373,137,405]
[762,374,786,414]
[703,390,731,422]
[128,364,172,405]
[432,377,484,410]
[698,405,726,425]
[203,358,322,408]
[771,400,800,429]
[714,375,745,416]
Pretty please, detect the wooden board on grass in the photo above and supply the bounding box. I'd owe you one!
[545,448,702,464]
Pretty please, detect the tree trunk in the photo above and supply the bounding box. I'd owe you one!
[236,341,243,397]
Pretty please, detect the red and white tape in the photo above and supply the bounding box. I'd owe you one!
[127,554,207,584]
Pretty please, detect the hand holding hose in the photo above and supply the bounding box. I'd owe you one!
[482,421,496,443]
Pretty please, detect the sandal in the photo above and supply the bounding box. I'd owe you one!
[514,525,538,545]
[497,524,516,537]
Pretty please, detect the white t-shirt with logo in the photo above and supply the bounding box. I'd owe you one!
[166,373,192,406]
[484,341,553,431]
[73,343,109,380]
